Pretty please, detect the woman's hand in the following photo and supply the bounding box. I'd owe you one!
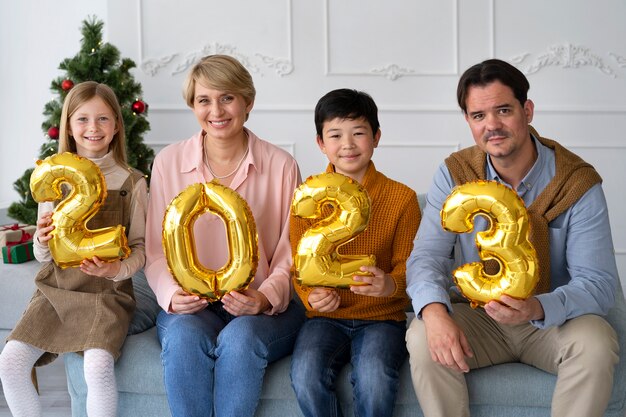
[79,256,122,279]
[35,211,55,245]
[169,288,208,314]
[308,288,340,312]
[221,288,271,316]
[349,265,396,297]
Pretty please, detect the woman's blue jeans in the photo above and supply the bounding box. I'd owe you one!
[290,317,407,417]
[156,299,305,417]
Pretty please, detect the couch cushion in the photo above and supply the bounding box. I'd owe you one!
[0,260,39,350]
[66,327,166,396]
[65,285,626,417]
[128,269,161,335]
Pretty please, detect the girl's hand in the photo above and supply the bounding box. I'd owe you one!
[308,288,340,312]
[79,256,122,279]
[349,265,396,297]
[221,288,271,316]
[35,211,55,245]
[169,288,208,314]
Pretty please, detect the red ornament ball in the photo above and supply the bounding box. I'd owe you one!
[61,79,74,91]
[47,126,60,140]
[132,100,146,114]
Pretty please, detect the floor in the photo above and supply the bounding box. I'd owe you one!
[0,357,71,416]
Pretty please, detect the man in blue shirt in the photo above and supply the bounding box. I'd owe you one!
[405,58,619,417]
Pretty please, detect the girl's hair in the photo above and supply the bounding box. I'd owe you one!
[59,81,128,167]
[182,55,256,120]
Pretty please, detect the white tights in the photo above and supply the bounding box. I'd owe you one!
[0,341,118,417]
[0,340,42,417]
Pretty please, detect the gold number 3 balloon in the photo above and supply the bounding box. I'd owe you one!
[162,182,258,301]
[29,152,131,268]
[291,172,375,288]
[441,180,539,308]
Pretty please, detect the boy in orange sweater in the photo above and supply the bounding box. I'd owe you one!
[289,89,421,417]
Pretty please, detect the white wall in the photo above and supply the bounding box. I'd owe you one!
[2,0,625,283]
[0,0,107,208]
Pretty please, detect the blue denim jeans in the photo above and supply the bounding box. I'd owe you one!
[156,299,305,417]
[290,317,407,417]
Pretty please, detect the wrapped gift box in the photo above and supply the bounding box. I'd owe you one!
[2,241,35,264]
[0,224,36,248]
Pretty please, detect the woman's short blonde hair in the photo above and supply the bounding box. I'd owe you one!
[182,55,256,112]
[59,81,128,167]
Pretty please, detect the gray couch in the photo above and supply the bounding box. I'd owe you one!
[62,268,626,417]
[0,261,38,352]
[1,249,625,416]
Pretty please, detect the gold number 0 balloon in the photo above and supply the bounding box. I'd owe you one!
[29,152,130,268]
[162,182,258,301]
[291,172,375,288]
[441,180,539,308]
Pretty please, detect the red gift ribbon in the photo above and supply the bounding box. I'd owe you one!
[1,223,20,231]
[1,224,33,245]
[4,242,33,263]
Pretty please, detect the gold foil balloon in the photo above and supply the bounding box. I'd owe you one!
[29,152,130,268]
[441,180,539,308]
[291,172,375,288]
[162,182,258,301]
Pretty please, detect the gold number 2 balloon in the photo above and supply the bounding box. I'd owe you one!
[162,182,258,301]
[291,172,375,288]
[30,152,130,268]
[441,180,539,308]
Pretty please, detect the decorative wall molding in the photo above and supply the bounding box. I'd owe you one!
[145,104,626,114]
[609,52,626,68]
[509,43,619,77]
[137,0,294,77]
[378,142,460,151]
[488,0,495,58]
[370,64,416,81]
[276,142,296,157]
[567,144,626,150]
[323,0,459,79]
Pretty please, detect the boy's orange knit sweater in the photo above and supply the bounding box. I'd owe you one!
[290,162,421,322]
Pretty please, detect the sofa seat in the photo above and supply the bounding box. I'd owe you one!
[65,280,626,417]
[0,261,39,351]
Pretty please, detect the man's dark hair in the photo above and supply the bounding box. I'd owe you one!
[457,59,530,113]
[314,89,380,137]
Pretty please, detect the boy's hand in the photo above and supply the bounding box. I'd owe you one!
[308,288,340,312]
[35,211,55,245]
[80,256,122,279]
[349,265,396,297]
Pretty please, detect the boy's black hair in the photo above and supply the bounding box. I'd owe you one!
[457,59,530,114]
[314,89,380,137]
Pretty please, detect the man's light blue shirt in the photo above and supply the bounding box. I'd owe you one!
[406,137,618,328]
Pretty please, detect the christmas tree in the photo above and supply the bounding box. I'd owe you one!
[8,16,154,225]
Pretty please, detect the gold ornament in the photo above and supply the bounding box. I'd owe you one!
[291,172,375,288]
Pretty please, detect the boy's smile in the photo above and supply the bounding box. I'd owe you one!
[317,116,380,183]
